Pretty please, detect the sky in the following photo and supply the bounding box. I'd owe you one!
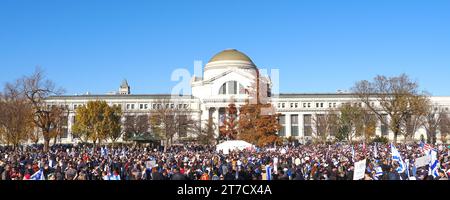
[0,0,449,95]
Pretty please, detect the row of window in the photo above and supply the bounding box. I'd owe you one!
[70,103,189,110]
[277,102,338,109]
[127,103,189,110]
[278,114,389,136]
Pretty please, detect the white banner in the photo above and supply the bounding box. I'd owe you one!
[415,155,431,168]
[353,159,367,180]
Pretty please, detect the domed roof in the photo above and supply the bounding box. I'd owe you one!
[208,49,254,64]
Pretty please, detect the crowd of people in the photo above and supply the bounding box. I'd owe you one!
[0,141,449,180]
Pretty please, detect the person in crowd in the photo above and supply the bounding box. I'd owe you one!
[0,142,448,181]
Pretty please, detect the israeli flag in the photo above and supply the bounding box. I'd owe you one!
[375,166,383,177]
[390,144,405,173]
[429,149,439,178]
[266,166,272,180]
[351,146,355,162]
[30,169,45,180]
[374,143,378,158]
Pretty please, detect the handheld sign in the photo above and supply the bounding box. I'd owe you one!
[353,159,367,180]
[414,155,431,168]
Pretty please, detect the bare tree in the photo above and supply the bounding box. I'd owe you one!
[123,114,150,140]
[18,67,65,151]
[352,74,428,143]
[439,111,450,143]
[423,101,447,144]
[312,112,337,143]
[149,98,196,151]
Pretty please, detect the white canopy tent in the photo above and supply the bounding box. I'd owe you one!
[216,140,255,154]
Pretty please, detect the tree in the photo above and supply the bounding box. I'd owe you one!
[238,101,281,147]
[149,99,195,151]
[219,101,239,140]
[352,74,428,143]
[72,100,122,146]
[19,67,65,152]
[423,101,447,144]
[312,112,339,143]
[103,104,122,145]
[439,111,450,143]
[123,114,149,140]
[192,117,217,145]
[400,95,428,143]
[0,83,34,149]
[335,103,364,144]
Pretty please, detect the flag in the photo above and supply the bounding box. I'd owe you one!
[375,166,383,177]
[351,146,355,162]
[429,149,439,178]
[362,142,366,155]
[30,169,45,180]
[420,141,432,153]
[374,143,378,158]
[405,159,411,179]
[390,143,405,173]
[266,165,272,180]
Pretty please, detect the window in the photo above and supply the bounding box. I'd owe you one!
[126,104,130,110]
[291,114,299,136]
[333,103,336,108]
[303,103,306,108]
[219,81,243,95]
[61,127,68,139]
[316,103,319,108]
[152,104,156,109]
[329,103,332,108]
[320,103,324,108]
[144,104,148,109]
[290,103,294,108]
[304,114,312,136]
[219,83,226,94]
[131,104,135,110]
[381,114,388,136]
[278,115,286,136]
[329,114,338,136]
[308,103,311,108]
[184,104,188,109]
[278,103,281,108]
[282,103,285,108]
[140,104,144,109]
[178,115,188,138]
[228,81,237,94]
[295,103,298,108]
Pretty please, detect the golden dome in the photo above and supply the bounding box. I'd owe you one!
[208,49,254,64]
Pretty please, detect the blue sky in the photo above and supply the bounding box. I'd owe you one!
[1,0,449,95]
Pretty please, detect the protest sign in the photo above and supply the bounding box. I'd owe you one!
[415,155,431,168]
[353,159,367,180]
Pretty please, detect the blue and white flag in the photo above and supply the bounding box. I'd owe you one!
[266,165,272,180]
[375,166,383,177]
[429,149,439,178]
[351,146,355,162]
[374,143,378,158]
[390,144,405,173]
[30,169,45,180]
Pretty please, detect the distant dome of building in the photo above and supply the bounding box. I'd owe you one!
[204,49,257,74]
[208,49,254,64]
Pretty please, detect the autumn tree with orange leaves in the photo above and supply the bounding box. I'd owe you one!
[238,101,281,146]
[219,102,239,140]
